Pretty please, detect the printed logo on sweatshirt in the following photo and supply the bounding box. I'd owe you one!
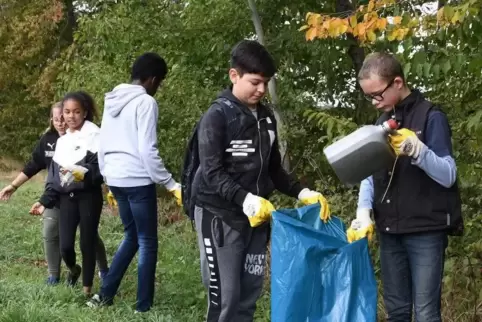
[226,140,255,157]
[45,151,55,157]
[47,142,55,149]
[244,253,265,276]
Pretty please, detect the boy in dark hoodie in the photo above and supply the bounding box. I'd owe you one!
[194,40,331,322]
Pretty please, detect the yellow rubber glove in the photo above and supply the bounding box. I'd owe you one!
[64,166,88,182]
[346,208,374,243]
[106,191,117,208]
[388,128,424,158]
[168,183,182,206]
[71,169,85,182]
[298,188,331,222]
[242,193,275,227]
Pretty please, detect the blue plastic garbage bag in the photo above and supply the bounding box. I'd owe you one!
[271,203,377,322]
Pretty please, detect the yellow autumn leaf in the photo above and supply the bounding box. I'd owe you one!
[350,15,358,28]
[352,24,359,36]
[317,28,329,39]
[323,20,331,30]
[377,17,388,31]
[393,16,402,25]
[305,27,318,41]
[331,18,343,29]
[358,22,366,36]
[307,13,322,26]
[366,17,377,30]
[340,24,349,34]
[374,0,386,10]
[299,25,310,31]
[396,28,409,41]
[305,12,314,22]
[437,7,444,22]
[368,0,375,12]
[358,32,367,42]
[367,30,377,42]
[387,29,397,41]
[451,10,461,24]
[328,20,344,37]
[328,25,336,37]
[364,11,378,23]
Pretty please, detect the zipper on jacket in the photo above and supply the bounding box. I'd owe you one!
[256,118,265,196]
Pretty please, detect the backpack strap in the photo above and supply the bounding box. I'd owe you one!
[212,98,240,145]
[213,98,238,124]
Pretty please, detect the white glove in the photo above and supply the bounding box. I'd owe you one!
[350,208,373,229]
[242,193,275,227]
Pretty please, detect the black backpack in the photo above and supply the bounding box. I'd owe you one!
[181,98,240,224]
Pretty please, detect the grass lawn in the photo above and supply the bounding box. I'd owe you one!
[1,173,478,322]
[0,178,270,321]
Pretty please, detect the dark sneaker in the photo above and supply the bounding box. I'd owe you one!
[46,276,60,286]
[66,264,81,287]
[86,294,113,308]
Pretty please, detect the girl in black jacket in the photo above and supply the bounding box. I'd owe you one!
[1,103,109,285]
[30,92,107,296]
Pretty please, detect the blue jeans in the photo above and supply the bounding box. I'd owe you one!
[379,231,448,322]
[100,184,158,312]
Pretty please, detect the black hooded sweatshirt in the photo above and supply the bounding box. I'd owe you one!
[195,88,303,229]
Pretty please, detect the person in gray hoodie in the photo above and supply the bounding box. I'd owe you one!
[88,52,181,312]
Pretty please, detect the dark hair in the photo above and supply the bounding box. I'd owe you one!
[62,91,98,122]
[130,52,168,82]
[230,40,277,78]
[45,101,63,134]
[358,52,405,83]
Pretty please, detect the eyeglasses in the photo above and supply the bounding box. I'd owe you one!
[364,78,394,102]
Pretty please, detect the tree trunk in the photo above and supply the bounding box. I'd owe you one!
[335,0,370,124]
[335,0,365,76]
[63,0,76,44]
[247,0,290,171]
[51,0,76,59]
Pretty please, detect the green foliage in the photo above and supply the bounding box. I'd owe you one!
[0,180,213,321]
[0,0,75,159]
[301,1,482,320]
[0,0,480,320]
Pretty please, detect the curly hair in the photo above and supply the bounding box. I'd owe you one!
[62,91,98,122]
